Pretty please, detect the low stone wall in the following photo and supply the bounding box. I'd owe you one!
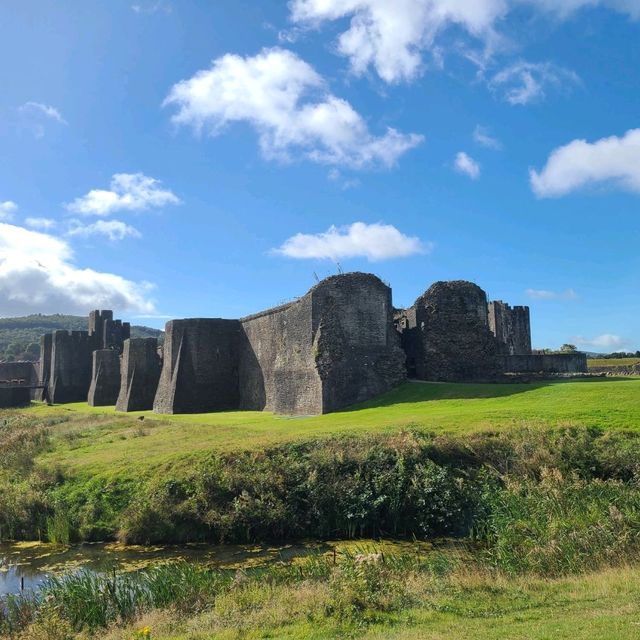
[501,353,588,374]
[588,364,640,376]
[0,386,31,408]
[0,362,38,385]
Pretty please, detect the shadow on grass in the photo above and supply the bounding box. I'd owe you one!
[343,377,637,412]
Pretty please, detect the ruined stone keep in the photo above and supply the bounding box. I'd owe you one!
[394,279,586,382]
[25,272,588,415]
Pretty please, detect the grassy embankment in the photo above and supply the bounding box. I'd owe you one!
[26,377,640,478]
[3,378,640,638]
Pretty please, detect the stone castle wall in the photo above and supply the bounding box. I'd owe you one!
[48,330,92,403]
[488,301,532,355]
[0,387,31,408]
[312,274,405,413]
[116,338,162,412]
[501,353,587,374]
[88,349,122,406]
[27,275,590,414]
[35,334,52,401]
[153,319,242,414]
[0,361,38,385]
[153,273,406,415]
[239,297,319,413]
[40,310,131,405]
[409,281,502,382]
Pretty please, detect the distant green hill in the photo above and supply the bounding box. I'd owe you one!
[0,314,163,362]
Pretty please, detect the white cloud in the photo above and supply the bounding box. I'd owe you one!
[526,288,578,300]
[164,48,423,169]
[289,0,638,84]
[18,102,67,138]
[273,221,428,261]
[574,334,628,350]
[67,173,181,216]
[490,61,580,105]
[454,152,480,179]
[0,222,154,316]
[530,128,640,198]
[67,219,142,241]
[290,0,507,84]
[19,102,67,124]
[24,217,56,230]
[473,125,502,149]
[0,201,18,221]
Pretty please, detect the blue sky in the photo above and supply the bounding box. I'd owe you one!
[0,0,639,351]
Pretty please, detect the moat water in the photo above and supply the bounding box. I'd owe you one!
[0,540,341,597]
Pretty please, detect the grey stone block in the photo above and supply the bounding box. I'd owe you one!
[116,338,162,412]
[88,349,121,406]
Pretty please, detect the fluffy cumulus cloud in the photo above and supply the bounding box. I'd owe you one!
[526,288,578,300]
[164,48,423,169]
[67,219,141,241]
[67,173,180,216]
[273,221,428,261]
[290,0,507,83]
[489,61,580,105]
[530,128,640,197]
[454,152,480,179]
[288,0,638,84]
[0,201,18,221]
[573,334,629,350]
[0,222,154,316]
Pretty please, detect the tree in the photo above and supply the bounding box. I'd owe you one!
[559,344,577,353]
[25,342,40,358]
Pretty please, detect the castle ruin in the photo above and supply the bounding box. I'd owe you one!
[1,273,587,413]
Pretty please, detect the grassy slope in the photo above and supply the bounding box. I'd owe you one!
[29,378,640,479]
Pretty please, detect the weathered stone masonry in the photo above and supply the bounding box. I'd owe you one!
[488,301,531,356]
[40,310,131,404]
[28,273,589,415]
[116,338,162,412]
[395,280,587,381]
[153,273,407,415]
[88,349,121,407]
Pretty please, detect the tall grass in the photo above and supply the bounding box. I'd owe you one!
[476,469,640,575]
[0,547,452,636]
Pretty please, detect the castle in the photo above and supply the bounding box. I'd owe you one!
[1,274,587,413]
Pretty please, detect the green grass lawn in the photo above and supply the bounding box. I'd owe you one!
[24,377,640,478]
[588,357,640,368]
